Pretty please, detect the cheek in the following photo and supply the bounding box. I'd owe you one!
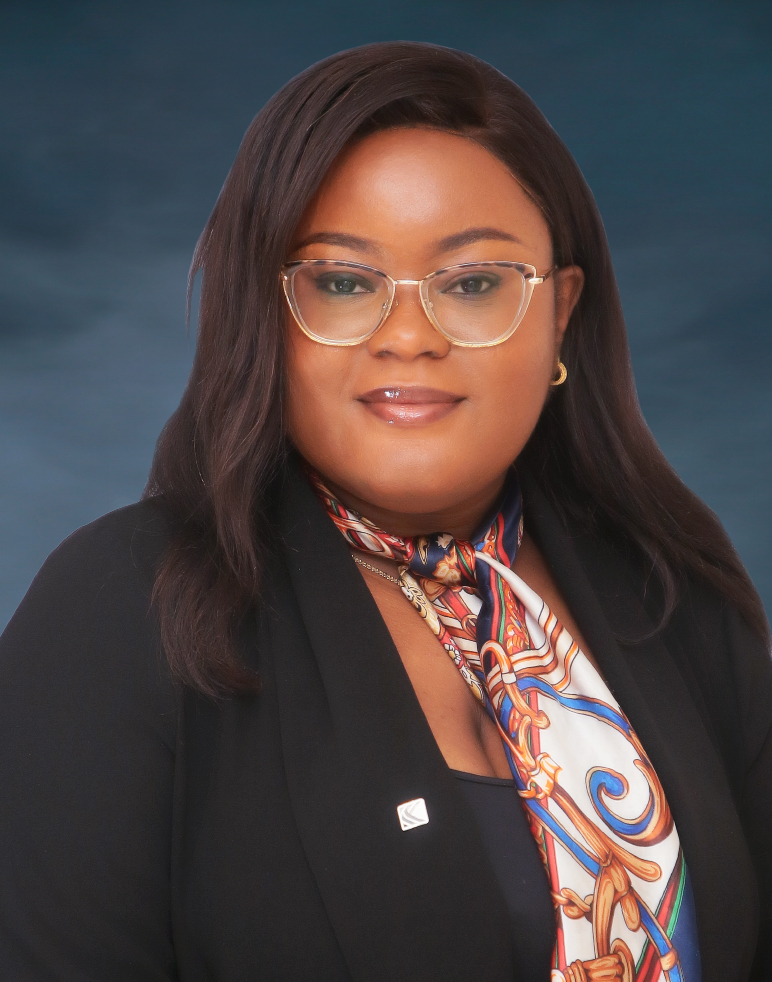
[286,333,355,462]
[467,340,553,463]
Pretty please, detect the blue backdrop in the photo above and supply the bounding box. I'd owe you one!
[1,0,770,628]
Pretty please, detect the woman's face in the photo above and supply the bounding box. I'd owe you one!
[285,127,583,536]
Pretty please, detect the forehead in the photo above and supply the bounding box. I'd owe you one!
[291,128,551,264]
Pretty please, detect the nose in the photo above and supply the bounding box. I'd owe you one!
[365,282,451,360]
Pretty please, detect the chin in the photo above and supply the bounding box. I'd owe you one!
[342,454,485,517]
[360,484,453,517]
[296,430,509,522]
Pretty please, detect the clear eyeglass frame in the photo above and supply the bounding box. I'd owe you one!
[280,259,556,348]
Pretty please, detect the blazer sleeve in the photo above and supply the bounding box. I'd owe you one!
[0,504,179,982]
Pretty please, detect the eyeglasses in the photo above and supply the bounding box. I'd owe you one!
[281,259,556,348]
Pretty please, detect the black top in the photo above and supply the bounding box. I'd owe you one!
[453,771,555,975]
[0,457,770,981]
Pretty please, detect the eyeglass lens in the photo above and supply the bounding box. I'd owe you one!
[287,262,530,344]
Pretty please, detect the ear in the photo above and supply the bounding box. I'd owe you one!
[553,265,584,343]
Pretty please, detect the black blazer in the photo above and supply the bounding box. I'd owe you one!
[1,458,770,981]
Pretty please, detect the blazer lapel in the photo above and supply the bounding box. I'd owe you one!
[520,470,759,982]
[267,458,514,982]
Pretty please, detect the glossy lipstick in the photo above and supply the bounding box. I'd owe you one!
[357,386,464,425]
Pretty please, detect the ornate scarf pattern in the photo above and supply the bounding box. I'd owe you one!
[311,469,701,982]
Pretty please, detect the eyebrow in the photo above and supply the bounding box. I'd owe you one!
[292,231,379,254]
[292,226,524,257]
[433,227,524,252]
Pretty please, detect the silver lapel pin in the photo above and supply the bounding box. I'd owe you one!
[396,798,429,831]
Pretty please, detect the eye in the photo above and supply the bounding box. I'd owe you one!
[443,273,501,296]
[314,273,375,295]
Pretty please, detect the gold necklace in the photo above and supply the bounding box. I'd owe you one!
[352,554,401,586]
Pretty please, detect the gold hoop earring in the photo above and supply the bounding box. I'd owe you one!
[550,361,568,386]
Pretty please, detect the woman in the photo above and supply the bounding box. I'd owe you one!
[0,41,769,982]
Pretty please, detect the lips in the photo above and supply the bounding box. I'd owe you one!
[357,386,464,425]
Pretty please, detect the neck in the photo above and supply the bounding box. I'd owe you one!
[317,471,508,541]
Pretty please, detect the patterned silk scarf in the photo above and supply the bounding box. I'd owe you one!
[310,469,702,982]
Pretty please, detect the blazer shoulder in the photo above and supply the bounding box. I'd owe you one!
[678,574,772,769]
[1,498,177,742]
[10,495,174,648]
[573,518,772,777]
[43,496,173,587]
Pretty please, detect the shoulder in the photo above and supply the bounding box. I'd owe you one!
[8,497,173,639]
[670,573,772,771]
[1,498,177,748]
[583,523,772,775]
[33,497,172,596]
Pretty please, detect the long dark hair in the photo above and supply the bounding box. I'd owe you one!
[145,41,769,697]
